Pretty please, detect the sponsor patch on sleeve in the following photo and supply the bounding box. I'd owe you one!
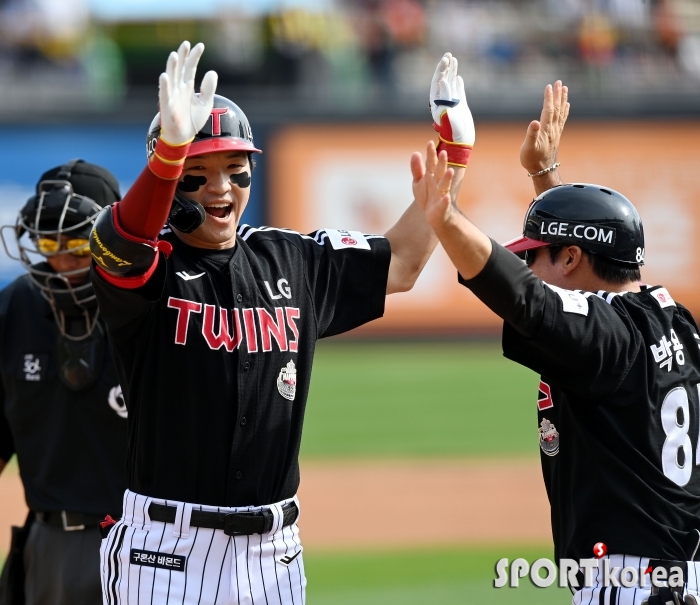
[324,229,371,251]
[650,287,676,309]
[545,283,589,316]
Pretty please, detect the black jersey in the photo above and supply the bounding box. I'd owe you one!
[0,273,127,516]
[461,242,700,562]
[92,224,391,507]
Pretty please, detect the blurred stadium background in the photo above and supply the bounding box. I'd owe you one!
[0,0,699,603]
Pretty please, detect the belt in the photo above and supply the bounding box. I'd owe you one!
[36,511,108,531]
[148,501,298,536]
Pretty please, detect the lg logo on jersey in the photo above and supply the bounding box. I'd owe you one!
[264,279,291,301]
[167,297,300,353]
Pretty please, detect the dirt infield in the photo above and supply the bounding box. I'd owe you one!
[0,458,551,553]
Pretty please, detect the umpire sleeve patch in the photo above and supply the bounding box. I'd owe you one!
[324,229,371,251]
[545,283,589,316]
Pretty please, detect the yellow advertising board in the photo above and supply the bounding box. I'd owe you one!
[268,122,700,334]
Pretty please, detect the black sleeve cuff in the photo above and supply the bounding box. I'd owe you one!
[458,239,547,338]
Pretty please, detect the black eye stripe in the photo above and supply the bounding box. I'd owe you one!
[230,172,251,189]
[177,175,207,192]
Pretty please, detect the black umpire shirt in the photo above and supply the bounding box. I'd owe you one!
[92,224,391,508]
[461,242,700,562]
[0,273,127,516]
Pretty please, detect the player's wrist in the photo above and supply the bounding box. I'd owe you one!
[527,162,560,178]
[521,152,558,174]
[427,202,457,234]
[159,133,195,149]
[436,140,472,168]
[148,138,191,180]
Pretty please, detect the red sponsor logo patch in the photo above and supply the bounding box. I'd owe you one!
[537,381,554,411]
[341,237,357,246]
[658,293,667,302]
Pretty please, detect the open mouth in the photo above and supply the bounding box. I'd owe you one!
[204,203,233,220]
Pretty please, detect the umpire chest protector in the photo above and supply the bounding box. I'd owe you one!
[0,275,126,515]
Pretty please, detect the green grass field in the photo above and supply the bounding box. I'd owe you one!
[299,341,558,604]
[304,545,570,604]
[301,340,540,458]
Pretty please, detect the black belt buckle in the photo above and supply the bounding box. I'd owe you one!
[260,508,274,534]
[223,508,274,536]
[223,513,239,536]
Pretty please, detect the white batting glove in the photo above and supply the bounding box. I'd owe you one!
[158,41,218,146]
[430,53,475,167]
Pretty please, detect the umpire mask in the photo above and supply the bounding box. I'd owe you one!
[0,159,121,344]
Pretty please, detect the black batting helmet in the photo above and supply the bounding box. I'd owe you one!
[504,184,645,266]
[146,94,261,160]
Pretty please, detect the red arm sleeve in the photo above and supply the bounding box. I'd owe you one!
[118,138,191,240]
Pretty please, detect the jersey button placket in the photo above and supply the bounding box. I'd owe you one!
[236,293,243,303]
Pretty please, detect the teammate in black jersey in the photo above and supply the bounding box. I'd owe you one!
[417,81,700,605]
[90,42,471,605]
[0,161,126,605]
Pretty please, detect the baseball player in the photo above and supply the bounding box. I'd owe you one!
[0,160,127,605]
[91,43,472,604]
[416,79,700,604]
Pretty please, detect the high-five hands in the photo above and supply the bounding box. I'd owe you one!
[158,41,218,146]
[430,53,475,168]
[411,141,455,230]
[520,80,569,176]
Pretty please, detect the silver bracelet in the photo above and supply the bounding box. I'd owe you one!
[527,162,560,178]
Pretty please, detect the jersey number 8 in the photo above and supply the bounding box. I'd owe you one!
[661,385,700,486]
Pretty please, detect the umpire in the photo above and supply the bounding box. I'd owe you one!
[417,83,700,604]
[0,161,127,605]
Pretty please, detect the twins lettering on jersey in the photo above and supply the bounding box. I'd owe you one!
[167,297,300,353]
[537,381,553,410]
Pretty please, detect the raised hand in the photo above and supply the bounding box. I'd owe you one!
[430,53,475,168]
[520,80,569,175]
[158,41,218,146]
[411,141,454,229]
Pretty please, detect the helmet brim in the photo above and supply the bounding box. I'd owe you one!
[503,235,549,254]
[188,138,262,157]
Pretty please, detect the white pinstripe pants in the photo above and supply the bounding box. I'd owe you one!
[572,554,700,605]
[100,490,306,605]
